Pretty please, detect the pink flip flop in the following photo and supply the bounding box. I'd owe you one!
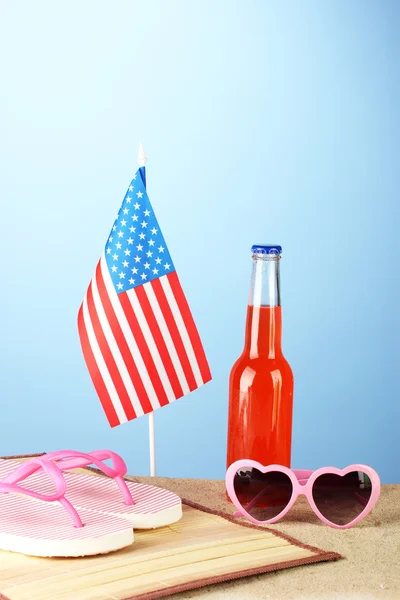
[0,456,133,557]
[0,450,182,529]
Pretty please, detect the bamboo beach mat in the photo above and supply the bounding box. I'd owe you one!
[0,457,341,600]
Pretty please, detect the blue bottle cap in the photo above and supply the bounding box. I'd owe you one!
[251,244,282,255]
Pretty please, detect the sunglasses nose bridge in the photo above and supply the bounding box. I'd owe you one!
[294,481,311,499]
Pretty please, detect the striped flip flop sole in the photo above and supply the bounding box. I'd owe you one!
[0,491,134,557]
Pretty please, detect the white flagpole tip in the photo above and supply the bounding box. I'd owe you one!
[138,143,147,167]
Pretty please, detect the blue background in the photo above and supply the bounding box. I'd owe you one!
[0,1,398,482]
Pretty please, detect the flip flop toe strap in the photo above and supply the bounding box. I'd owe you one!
[8,450,135,506]
[47,450,134,506]
[1,457,83,528]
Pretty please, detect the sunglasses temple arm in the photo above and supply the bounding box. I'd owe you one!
[241,485,272,513]
[354,492,369,507]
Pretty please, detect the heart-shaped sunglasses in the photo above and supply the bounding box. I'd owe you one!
[226,460,380,529]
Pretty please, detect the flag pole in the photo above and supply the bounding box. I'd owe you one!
[137,143,156,477]
[148,412,156,477]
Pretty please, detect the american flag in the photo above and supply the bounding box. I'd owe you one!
[78,167,211,427]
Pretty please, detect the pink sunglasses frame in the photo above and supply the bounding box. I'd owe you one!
[226,460,381,529]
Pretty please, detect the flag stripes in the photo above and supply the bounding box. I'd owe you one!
[134,284,184,398]
[161,275,204,387]
[122,289,175,405]
[78,253,211,426]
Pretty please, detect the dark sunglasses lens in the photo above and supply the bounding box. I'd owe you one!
[233,468,293,521]
[312,471,372,526]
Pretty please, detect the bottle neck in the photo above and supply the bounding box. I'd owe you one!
[244,254,282,358]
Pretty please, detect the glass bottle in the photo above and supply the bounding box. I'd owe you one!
[227,244,294,469]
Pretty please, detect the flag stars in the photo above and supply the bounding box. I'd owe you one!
[108,181,175,291]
